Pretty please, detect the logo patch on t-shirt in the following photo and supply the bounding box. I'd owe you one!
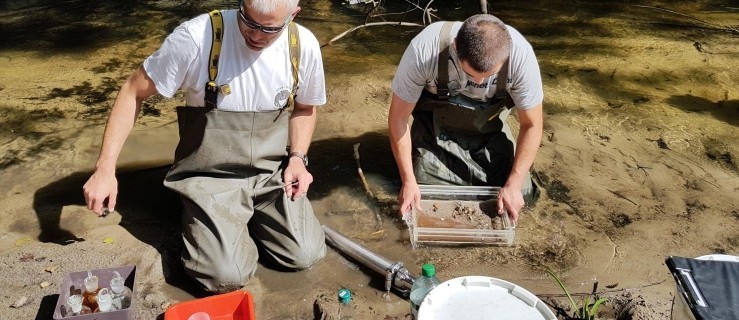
[274,86,291,108]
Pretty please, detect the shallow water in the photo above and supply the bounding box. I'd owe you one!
[1,0,737,319]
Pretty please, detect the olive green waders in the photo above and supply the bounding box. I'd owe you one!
[411,21,538,203]
[411,94,538,202]
[163,107,326,293]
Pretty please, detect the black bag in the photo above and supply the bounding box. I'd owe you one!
[665,255,739,320]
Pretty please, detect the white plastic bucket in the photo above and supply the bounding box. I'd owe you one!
[417,276,556,320]
[671,254,739,320]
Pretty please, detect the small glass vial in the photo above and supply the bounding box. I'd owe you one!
[82,271,101,312]
[66,294,92,317]
[96,288,113,312]
[110,271,133,310]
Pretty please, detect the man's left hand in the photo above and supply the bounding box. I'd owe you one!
[497,185,525,222]
[284,157,313,200]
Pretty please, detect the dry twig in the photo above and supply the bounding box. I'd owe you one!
[633,5,739,34]
[323,0,439,46]
[353,143,384,229]
[324,21,423,47]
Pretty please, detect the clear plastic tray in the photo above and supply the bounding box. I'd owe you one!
[405,185,515,246]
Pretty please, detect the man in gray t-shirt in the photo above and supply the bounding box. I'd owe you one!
[388,14,543,221]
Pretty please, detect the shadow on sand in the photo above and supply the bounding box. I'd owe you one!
[31,132,399,301]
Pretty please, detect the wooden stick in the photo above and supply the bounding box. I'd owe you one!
[607,189,637,206]
[401,0,441,20]
[353,143,375,198]
[324,21,424,47]
[632,5,739,34]
[354,143,385,229]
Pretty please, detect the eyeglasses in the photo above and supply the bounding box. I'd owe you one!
[238,8,291,34]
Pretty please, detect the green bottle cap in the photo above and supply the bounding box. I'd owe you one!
[337,288,352,304]
[421,263,436,277]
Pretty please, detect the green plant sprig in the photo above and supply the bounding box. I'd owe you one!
[546,269,607,320]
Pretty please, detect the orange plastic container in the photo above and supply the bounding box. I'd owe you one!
[164,290,255,320]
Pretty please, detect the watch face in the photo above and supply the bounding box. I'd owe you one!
[290,152,308,166]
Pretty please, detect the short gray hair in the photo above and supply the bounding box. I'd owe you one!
[242,0,298,15]
[455,14,511,73]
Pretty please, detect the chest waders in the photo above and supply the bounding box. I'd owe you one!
[162,12,325,293]
[411,22,538,203]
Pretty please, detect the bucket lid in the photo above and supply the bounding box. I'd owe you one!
[417,276,556,320]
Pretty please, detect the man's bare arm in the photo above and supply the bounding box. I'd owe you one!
[498,103,543,220]
[83,66,159,215]
[388,93,421,215]
[284,101,317,200]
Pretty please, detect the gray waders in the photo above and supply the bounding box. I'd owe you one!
[163,107,326,293]
[411,22,538,203]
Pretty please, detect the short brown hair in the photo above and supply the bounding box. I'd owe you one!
[455,14,511,73]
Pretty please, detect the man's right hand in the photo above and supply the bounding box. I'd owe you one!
[83,171,118,216]
[398,181,422,217]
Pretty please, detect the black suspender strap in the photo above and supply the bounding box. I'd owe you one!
[495,59,514,109]
[495,59,509,97]
[436,22,453,100]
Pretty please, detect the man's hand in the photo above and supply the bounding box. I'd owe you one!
[398,181,422,217]
[284,157,313,200]
[83,170,118,216]
[497,184,525,222]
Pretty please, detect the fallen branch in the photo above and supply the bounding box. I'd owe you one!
[401,0,441,21]
[354,143,384,229]
[607,189,637,206]
[422,0,435,25]
[353,143,375,199]
[632,5,739,34]
[323,21,424,47]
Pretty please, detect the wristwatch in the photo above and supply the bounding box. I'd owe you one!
[289,152,309,167]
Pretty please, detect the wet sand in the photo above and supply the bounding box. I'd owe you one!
[1,0,737,319]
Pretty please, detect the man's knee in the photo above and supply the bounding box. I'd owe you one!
[184,256,257,294]
[274,242,327,270]
[294,245,327,269]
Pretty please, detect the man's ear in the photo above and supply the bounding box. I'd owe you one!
[292,6,302,17]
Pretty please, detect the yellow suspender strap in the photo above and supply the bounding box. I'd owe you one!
[287,22,300,109]
[208,10,224,82]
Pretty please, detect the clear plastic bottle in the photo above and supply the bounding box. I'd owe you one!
[66,294,92,317]
[82,271,101,312]
[409,263,441,319]
[110,271,133,310]
[337,288,353,319]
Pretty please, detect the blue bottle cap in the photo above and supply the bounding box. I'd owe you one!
[337,288,352,304]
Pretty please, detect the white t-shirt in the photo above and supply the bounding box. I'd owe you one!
[391,21,543,110]
[143,9,326,111]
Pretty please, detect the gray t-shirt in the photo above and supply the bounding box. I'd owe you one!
[391,21,543,110]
